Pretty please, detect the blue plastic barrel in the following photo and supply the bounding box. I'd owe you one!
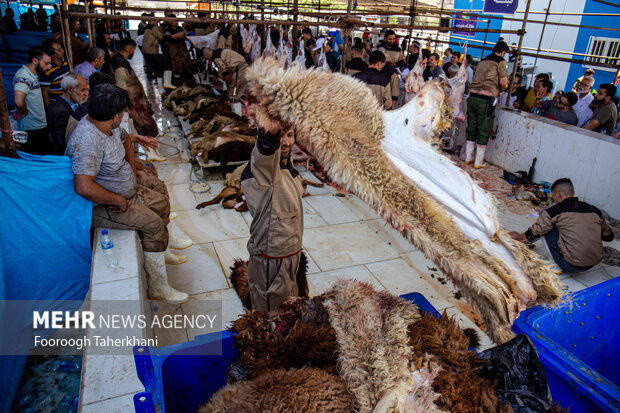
[513,277,620,412]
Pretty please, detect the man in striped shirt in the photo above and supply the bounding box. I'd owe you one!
[40,38,70,107]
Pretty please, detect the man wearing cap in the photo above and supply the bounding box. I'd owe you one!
[466,41,509,168]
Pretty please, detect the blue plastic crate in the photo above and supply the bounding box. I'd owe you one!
[133,292,439,413]
[513,277,620,412]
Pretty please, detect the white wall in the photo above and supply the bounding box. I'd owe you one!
[500,0,586,91]
[486,108,620,218]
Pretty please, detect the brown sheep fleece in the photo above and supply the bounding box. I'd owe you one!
[197,367,355,412]
[229,253,310,310]
[228,296,338,379]
[408,311,513,413]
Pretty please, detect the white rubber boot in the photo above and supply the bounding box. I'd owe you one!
[163,70,175,89]
[156,78,166,95]
[193,73,201,85]
[473,144,487,169]
[465,141,476,164]
[168,220,193,249]
[144,251,189,304]
[144,146,167,162]
[200,72,210,85]
[165,248,187,265]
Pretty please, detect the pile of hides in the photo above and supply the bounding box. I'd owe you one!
[228,252,309,309]
[166,85,258,165]
[187,111,256,165]
[200,279,521,412]
[243,58,563,344]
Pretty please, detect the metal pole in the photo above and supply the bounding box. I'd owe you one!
[433,0,444,54]
[85,3,94,47]
[0,66,18,158]
[530,0,552,88]
[406,0,416,60]
[61,0,74,71]
[316,0,320,37]
[480,17,490,60]
[505,0,532,107]
[341,0,352,72]
[292,0,298,60]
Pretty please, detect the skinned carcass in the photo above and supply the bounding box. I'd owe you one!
[244,58,562,344]
[445,45,468,122]
[404,49,424,102]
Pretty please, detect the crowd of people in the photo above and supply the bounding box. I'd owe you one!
[4,10,617,309]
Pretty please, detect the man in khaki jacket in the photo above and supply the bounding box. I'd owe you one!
[142,18,174,93]
[202,47,248,101]
[241,126,304,312]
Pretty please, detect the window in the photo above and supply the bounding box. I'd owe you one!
[585,36,620,72]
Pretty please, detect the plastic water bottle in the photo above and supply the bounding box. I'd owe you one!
[50,358,82,373]
[100,230,118,268]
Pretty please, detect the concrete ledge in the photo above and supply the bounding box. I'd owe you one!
[79,229,147,412]
[487,107,620,217]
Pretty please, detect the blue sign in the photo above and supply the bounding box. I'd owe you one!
[483,0,518,15]
[453,13,478,35]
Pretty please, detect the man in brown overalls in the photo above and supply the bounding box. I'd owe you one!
[241,126,304,312]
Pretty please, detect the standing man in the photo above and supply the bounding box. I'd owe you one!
[35,5,47,31]
[535,92,579,126]
[12,47,52,155]
[142,18,174,94]
[301,28,316,69]
[522,73,550,112]
[510,178,614,274]
[378,30,405,108]
[353,50,391,110]
[583,84,617,135]
[324,40,341,73]
[40,38,69,107]
[345,45,368,76]
[164,17,200,85]
[423,53,445,81]
[202,47,248,101]
[2,8,18,33]
[73,47,105,81]
[46,73,89,155]
[406,41,420,70]
[572,76,594,127]
[241,126,304,312]
[466,41,509,168]
[111,38,159,139]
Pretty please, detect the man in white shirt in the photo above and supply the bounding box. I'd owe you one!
[573,76,594,127]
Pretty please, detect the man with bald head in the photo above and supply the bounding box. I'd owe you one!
[46,72,89,155]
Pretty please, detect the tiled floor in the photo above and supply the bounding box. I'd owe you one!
[131,53,619,357]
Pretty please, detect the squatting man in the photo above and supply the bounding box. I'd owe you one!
[510,178,614,274]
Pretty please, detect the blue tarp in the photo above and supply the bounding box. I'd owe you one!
[0,152,92,413]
